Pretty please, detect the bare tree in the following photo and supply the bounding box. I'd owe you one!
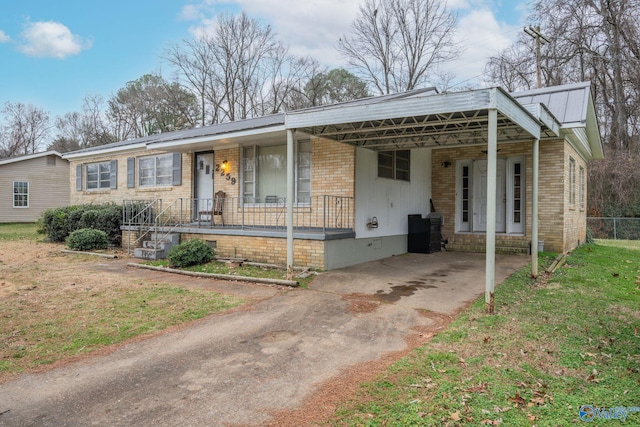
[0,102,51,158]
[49,94,115,152]
[338,0,460,94]
[485,0,640,215]
[165,12,297,124]
[164,36,219,126]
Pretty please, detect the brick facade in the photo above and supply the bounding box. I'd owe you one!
[70,149,193,206]
[431,139,586,254]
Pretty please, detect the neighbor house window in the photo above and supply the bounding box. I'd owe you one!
[13,181,28,208]
[139,154,173,187]
[86,161,112,189]
[378,150,410,181]
[569,157,576,206]
[242,140,311,203]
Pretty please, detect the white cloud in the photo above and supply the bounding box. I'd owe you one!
[187,0,361,66]
[179,4,202,21]
[18,21,92,59]
[441,8,518,88]
[185,1,521,85]
[0,30,10,43]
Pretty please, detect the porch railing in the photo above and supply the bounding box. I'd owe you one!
[122,195,354,249]
[122,199,162,253]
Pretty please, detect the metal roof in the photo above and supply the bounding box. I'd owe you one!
[64,114,285,159]
[511,82,590,125]
[512,82,602,159]
[62,82,602,160]
[285,87,545,150]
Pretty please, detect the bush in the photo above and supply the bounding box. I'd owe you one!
[38,204,123,245]
[167,239,214,268]
[67,228,109,251]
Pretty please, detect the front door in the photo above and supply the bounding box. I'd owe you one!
[473,159,506,232]
[195,152,214,219]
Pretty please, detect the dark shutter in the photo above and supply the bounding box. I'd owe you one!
[76,164,82,191]
[172,153,182,186]
[110,160,118,189]
[127,157,135,188]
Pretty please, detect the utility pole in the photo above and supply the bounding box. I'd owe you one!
[524,26,550,88]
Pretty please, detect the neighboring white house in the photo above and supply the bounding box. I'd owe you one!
[0,151,70,223]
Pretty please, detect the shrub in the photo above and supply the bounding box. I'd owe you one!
[168,239,214,268]
[67,228,109,251]
[38,204,122,245]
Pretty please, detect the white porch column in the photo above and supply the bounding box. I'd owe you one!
[531,138,540,278]
[286,129,295,280]
[485,109,498,314]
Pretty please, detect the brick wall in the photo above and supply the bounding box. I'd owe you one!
[431,139,572,253]
[562,144,588,251]
[70,149,193,205]
[180,233,325,268]
[312,137,356,198]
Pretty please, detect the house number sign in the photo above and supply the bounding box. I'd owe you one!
[215,164,236,185]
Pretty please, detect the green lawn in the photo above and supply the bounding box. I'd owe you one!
[331,243,640,426]
[0,222,40,241]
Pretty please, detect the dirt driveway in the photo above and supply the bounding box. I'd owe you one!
[0,244,528,426]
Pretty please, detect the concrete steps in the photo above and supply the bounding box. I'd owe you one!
[133,233,180,260]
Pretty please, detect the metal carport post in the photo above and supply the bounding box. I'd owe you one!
[286,129,295,280]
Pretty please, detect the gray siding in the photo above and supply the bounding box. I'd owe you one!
[0,156,70,222]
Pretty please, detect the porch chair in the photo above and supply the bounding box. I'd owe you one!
[212,190,225,226]
[198,190,226,226]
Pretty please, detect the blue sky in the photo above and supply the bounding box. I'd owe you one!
[0,0,528,121]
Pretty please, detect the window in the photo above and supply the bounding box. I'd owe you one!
[13,181,28,208]
[579,165,585,209]
[569,157,576,206]
[378,150,410,181]
[242,140,311,203]
[139,154,173,187]
[86,161,112,189]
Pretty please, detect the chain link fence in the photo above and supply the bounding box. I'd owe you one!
[587,217,640,240]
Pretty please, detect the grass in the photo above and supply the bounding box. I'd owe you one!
[0,222,40,241]
[0,223,245,379]
[146,259,317,287]
[0,283,243,377]
[331,244,640,426]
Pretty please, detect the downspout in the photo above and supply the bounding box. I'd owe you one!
[286,129,295,280]
[485,108,498,314]
[531,138,539,278]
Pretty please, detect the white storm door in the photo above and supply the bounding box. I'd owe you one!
[195,153,214,218]
[472,159,506,232]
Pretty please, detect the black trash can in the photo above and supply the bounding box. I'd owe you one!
[408,215,441,254]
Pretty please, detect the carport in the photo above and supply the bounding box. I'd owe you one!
[284,88,561,312]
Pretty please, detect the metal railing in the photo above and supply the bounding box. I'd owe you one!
[587,217,640,240]
[122,199,162,253]
[122,195,354,252]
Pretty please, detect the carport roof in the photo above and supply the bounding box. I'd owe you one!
[63,82,602,160]
[285,86,553,151]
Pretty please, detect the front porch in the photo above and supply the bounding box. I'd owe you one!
[122,195,355,267]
